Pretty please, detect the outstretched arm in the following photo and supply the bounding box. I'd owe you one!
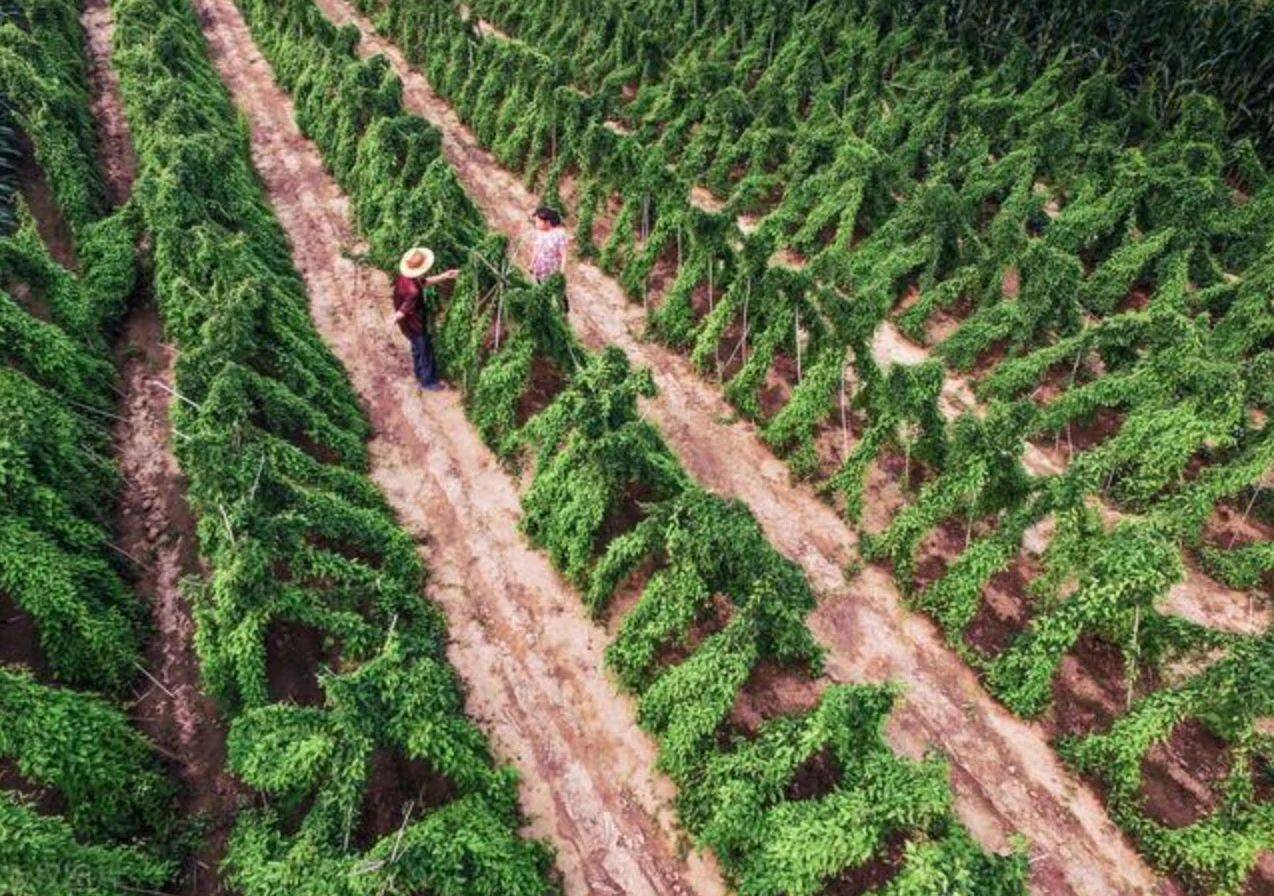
[423,268,460,286]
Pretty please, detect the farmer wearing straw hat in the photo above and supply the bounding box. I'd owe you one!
[393,247,458,391]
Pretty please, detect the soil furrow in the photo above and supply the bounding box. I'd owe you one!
[309,2,1176,892]
[185,2,725,893]
[83,1,243,893]
[81,0,137,205]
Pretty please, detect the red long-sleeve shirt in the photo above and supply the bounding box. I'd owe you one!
[392,275,433,338]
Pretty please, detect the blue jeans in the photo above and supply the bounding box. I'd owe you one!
[409,332,438,387]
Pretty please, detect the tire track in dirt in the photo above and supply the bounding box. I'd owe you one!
[310,2,1177,892]
[84,1,244,893]
[187,2,726,893]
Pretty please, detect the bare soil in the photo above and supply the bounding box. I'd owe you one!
[84,3,245,891]
[1244,857,1274,896]
[785,745,842,802]
[1045,635,1136,741]
[113,300,244,896]
[0,592,52,681]
[964,556,1040,660]
[1028,406,1124,460]
[189,3,725,892]
[911,517,976,592]
[601,559,657,632]
[82,0,138,205]
[263,619,335,706]
[818,831,908,896]
[859,450,918,537]
[756,353,798,421]
[1204,501,1274,553]
[728,659,827,738]
[597,481,658,556]
[15,131,77,270]
[651,592,733,672]
[353,748,458,849]
[1138,719,1231,830]
[516,354,568,427]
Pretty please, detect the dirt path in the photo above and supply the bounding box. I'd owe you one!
[83,2,242,892]
[113,303,243,896]
[81,0,137,206]
[186,2,725,893]
[309,3,1178,892]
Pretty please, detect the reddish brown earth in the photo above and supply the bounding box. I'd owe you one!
[821,831,909,896]
[84,2,244,892]
[353,748,458,849]
[729,660,826,738]
[113,303,244,896]
[309,2,1184,891]
[1045,635,1140,742]
[263,619,336,707]
[0,592,51,680]
[81,0,137,206]
[14,132,76,271]
[188,2,725,893]
[1138,719,1231,830]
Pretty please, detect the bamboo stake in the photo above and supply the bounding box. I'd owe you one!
[709,260,721,379]
[493,287,504,351]
[794,309,802,382]
[149,378,201,409]
[1127,607,1140,710]
[109,541,146,568]
[840,363,849,458]
[218,504,235,545]
[1228,485,1262,549]
[133,661,176,700]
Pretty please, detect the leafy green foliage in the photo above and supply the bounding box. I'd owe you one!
[0,2,181,890]
[1062,635,1274,894]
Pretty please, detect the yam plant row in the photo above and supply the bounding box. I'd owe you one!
[232,0,1030,892]
[1,1,179,892]
[324,0,1273,892]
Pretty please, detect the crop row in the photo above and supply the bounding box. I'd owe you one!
[231,0,1030,892]
[106,0,558,892]
[316,1,1273,891]
[0,1,180,892]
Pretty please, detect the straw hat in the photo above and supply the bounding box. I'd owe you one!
[399,247,436,278]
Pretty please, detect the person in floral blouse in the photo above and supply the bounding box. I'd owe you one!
[529,206,570,309]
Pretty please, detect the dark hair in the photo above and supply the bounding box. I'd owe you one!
[532,205,563,227]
